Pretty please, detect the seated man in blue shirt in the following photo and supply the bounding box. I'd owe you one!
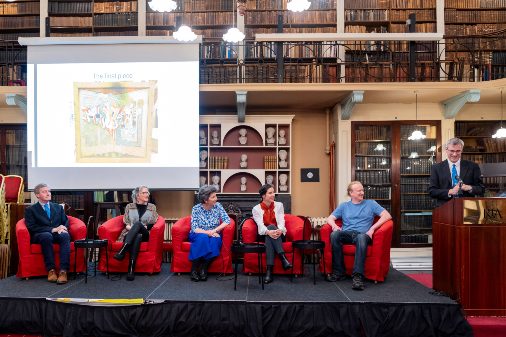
[326,181,392,290]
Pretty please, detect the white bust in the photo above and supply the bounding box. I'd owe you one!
[211,175,220,191]
[278,129,286,145]
[238,128,248,145]
[199,150,208,168]
[199,176,207,187]
[266,174,274,185]
[279,174,288,192]
[240,176,247,192]
[278,149,288,168]
[266,127,276,145]
[199,130,207,145]
[211,130,220,145]
[239,153,248,168]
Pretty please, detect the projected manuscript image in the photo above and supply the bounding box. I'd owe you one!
[74,81,158,163]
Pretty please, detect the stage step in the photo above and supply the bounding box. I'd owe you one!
[391,256,432,271]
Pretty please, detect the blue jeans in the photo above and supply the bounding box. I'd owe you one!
[32,231,71,272]
[330,230,371,276]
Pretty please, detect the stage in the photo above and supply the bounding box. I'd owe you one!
[0,263,472,337]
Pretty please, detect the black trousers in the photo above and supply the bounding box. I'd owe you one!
[123,222,150,256]
[260,224,285,266]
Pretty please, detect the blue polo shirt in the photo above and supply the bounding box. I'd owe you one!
[331,199,385,233]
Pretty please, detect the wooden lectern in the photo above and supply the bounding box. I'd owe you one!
[432,197,506,316]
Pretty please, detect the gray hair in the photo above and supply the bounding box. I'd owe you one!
[445,137,464,149]
[198,184,218,203]
[131,185,149,202]
[34,183,48,195]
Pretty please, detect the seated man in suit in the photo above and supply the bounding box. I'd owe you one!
[429,137,484,207]
[326,181,391,290]
[25,183,70,284]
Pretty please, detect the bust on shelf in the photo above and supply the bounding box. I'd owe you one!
[211,130,220,145]
[238,128,248,145]
[199,130,207,145]
[279,173,288,192]
[240,176,247,192]
[278,129,287,145]
[211,175,220,191]
[266,127,276,145]
[239,153,248,168]
[266,174,274,185]
[199,176,207,187]
[200,149,208,168]
[278,149,288,168]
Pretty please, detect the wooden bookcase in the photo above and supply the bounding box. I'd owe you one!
[0,124,27,184]
[352,121,441,247]
[48,0,138,37]
[455,121,506,196]
[199,115,293,195]
[0,0,40,40]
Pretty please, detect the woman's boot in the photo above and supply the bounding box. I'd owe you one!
[264,265,274,284]
[199,259,211,281]
[114,243,130,260]
[279,253,293,270]
[191,260,201,282]
[126,234,141,281]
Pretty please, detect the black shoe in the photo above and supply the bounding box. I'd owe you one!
[126,258,135,281]
[199,260,209,282]
[352,273,365,290]
[191,270,200,282]
[326,272,347,282]
[114,243,129,261]
[264,266,273,284]
[279,253,293,270]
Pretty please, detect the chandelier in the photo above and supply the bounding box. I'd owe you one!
[148,0,177,12]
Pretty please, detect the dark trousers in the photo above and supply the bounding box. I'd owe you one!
[262,224,285,266]
[123,222,150,257]
[32,231,71,272]
[330,230,371,276]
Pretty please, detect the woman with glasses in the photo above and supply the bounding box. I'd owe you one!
[113,185,158,281]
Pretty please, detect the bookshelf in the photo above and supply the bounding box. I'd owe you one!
[352,121,441,247]
[48,0,138,37]
[0,124,27,184]
[455,121,506,196]
[0,0,40,40]
[199,115,293,195]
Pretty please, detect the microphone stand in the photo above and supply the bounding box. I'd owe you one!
[455,175,463,198]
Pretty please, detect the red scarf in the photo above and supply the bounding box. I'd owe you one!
[261,202,277,227]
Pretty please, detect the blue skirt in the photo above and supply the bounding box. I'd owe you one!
[188,232,222,261]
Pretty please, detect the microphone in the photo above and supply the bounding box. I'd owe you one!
[455,175,463,197]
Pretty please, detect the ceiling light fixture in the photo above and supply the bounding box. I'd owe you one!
[223,0,245,42]
[287,0,311,12]
[148,0,177,12]
[408,91,426,141]
[492,88,506,139]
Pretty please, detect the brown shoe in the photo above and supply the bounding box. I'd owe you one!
[56,271,68,285]
[47,269,57,283]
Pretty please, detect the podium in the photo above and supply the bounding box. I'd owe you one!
[432,197,506,315]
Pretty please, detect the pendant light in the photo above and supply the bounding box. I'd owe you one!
[223,0,245,43]
[408,91,426,141]
[492,88,506,139]
[173,0,197,42]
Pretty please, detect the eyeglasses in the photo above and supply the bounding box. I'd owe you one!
[140,191,150,195]
[446,150,462,154]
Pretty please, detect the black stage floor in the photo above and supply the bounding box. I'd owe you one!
[0,263,472,337]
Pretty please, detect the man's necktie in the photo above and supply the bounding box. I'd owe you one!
[451,164,459,187]
[44,203,50,219]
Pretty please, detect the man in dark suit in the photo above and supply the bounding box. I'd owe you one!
[25,183,70,284]
[429,137,484,207]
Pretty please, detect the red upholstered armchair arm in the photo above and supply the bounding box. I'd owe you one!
[284,214,304,242]
[98,216,125,243]
[171,216,191,249]
[68,216,86,241]
[220,219,235,248]
[147,216,165,253]
[15,220,31,257]
[241,218,258,243]
[369,219,393,257]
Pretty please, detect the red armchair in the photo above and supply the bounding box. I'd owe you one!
[3,174,24,204]
[241,214,304,275]
[171,216,235,274]
[16,216,87,278]
[97,215,165,274]
[319,218,394,282]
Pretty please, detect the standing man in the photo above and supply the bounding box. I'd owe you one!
[326,181,392,290]
[25,183,70,284]
[429,137,484,207]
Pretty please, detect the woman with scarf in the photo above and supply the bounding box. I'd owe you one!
[252,184,292,283]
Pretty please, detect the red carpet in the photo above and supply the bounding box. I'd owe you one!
[406,273,506,337]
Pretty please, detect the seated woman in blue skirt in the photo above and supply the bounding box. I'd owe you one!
[189,184,231,282]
